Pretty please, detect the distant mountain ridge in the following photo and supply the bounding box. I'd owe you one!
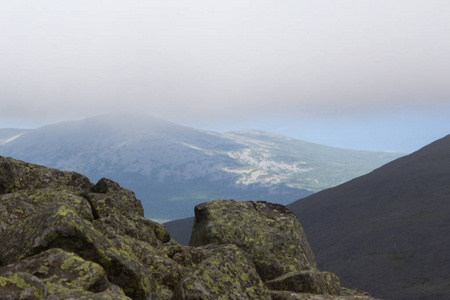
[287,134,450,300]
[0,112,404,219]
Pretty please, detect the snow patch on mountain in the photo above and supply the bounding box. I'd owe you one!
[0,132,27,145]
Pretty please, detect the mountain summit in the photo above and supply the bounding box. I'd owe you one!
[0,112,403,219]
[287,134,450,300]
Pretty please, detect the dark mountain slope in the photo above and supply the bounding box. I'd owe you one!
[287,134,450,300]
[164,217,194,245]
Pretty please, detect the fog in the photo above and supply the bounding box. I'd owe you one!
[1,1,449,151]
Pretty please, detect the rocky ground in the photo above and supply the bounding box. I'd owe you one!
[0,156,381,299]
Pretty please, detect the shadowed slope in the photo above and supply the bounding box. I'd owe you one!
[287,134,450,300]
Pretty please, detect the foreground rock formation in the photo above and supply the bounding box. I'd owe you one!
[0,156,380,299]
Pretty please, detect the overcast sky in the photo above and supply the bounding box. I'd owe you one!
[1,1,449,152]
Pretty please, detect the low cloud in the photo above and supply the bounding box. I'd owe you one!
[1,1,449,127]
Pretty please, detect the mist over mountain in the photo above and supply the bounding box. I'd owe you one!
[287,134,450,300]
[0,112,403,220]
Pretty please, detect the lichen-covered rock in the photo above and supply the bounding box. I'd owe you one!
[0,156,91,194]
[97,224,186,294]
[265,270,340,295]
[340,287,374,296]
[45,285,131,300]
[0,249,131,298]
[92,215,186,299]
[0,189,93,232]
[0,272,47,299]
[168,246,212,269]
[87,178,144,218]
[269,290,381,300]
[0,203,161,299]
[0,196,35,233]
[173,244,271,300]
[0,248,110,295]
[93,213,170,247]
[189,200,317,281]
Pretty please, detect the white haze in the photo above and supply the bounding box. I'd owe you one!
[0,1,449,151]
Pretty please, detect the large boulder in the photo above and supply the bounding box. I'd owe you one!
[173,244,271,299]
[0,203,161,299]
[189,200,317,281]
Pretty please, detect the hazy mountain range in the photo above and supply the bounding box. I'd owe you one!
[0,112,403,220]
[165,134,450,300]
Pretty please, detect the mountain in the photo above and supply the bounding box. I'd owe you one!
[286,134,450,300]
[0,112,403,220]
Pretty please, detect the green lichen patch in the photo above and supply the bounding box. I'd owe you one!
[190,200,317,281]
[0,272,47,299]
[173,244,271,299]
[0,246,110,296]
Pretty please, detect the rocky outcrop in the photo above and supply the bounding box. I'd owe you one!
[0,156,381,299]
[188,199,381,299]
[190,200,317,282]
